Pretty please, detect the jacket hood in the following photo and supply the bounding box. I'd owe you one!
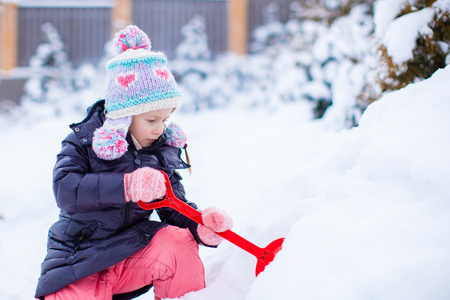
[69,100,106,146]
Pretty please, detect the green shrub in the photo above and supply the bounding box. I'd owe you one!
[368,1,449,103]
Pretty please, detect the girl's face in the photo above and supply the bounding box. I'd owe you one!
[129,107,174,148]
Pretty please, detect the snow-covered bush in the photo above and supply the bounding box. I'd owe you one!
[21,23,75,114]
[296,0,375,24]
[367,0,450,102]
[14,23,106,123]
[250,2,287,53]
[246,1,375,126]
[311,3,375,126]
[171,1,375,128]
[171,15,221,111]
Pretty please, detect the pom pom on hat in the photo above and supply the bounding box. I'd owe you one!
[92,127,128,160]
[164,122,187,149]
[92,117,132,160]
[113,25,151,54]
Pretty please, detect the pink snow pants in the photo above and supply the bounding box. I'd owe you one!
[44,226,205,300]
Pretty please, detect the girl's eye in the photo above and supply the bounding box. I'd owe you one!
[147,119,155,123]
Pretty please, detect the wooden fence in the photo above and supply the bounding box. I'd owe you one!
[17,6,111,67]
[133,0,228,59]
[249,0,293,40]
[15,0,296,67]
[0,7,3,71]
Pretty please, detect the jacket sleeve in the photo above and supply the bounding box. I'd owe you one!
[53,133,126,215]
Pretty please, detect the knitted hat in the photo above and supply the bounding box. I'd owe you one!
[92,25,181,160]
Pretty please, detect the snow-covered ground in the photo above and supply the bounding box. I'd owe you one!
[1,63,450,299]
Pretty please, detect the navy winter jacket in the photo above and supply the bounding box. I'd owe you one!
[35,100,201,298]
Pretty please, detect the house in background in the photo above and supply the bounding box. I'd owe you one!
[0,0,296,104]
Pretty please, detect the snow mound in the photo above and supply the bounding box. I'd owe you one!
[180,66,450,300]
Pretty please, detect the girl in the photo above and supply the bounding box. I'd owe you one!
[35,25,232,300]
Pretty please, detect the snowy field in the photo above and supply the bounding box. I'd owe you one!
[1,63,450,299]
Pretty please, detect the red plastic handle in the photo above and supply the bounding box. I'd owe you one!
[138,172,284,275]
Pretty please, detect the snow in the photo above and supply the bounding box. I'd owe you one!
[382,8,434,65]
[373,0,405,39]
[435,0,450,10]
[169,65,450,300]
[1,63,450,299]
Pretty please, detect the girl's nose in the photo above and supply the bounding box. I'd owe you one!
[152,123,165,135]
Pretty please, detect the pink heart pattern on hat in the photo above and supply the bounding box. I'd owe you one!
[155,68,170,80]
[117,73,137,89]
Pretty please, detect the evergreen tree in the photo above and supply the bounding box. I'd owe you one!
[21,22,74,114]
[171,15,216,111]
[175,14,211,61]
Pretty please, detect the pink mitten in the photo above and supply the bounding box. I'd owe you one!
[124,167,166,203]
[202,207,233,232]
[197,207,233,246]
[197,226,224,246]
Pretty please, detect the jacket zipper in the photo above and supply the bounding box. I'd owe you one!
[73,222,98,253]
[132,225,154,241]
